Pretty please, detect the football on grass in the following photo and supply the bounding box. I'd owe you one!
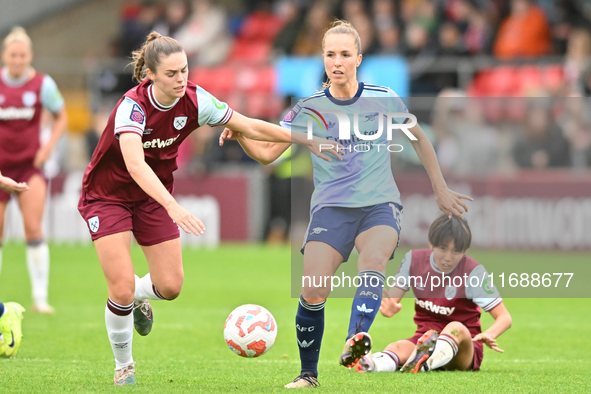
[224,304,277,358]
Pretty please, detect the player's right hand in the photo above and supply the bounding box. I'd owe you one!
[166,202,206,236]
[307,135,344,162]
[379,296,402,318]
[0,173,29,194]
[219,128,242,146]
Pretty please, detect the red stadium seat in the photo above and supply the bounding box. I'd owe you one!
[191,66,235,96]
[234,66,276,94]
[467,64,564,98]
[543,65,564,91]
[467,66,517,97]
[228,40,272,64]
[518,66,543,95]
[238,12,285,43]
[244,93,283,119]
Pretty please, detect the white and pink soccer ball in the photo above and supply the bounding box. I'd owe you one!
[224,304,277,358]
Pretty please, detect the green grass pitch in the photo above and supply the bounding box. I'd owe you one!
[0,243,590,393]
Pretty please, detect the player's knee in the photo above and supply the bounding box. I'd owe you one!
[359,249,389,272]
[24,226,43,241]
[110,285,135,305]
[158,279,183,300]
[445,321,470,341]
[302,284,330,300]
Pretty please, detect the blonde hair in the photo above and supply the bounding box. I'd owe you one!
[130,31,184,82]
[3,26,32,51]
[321,20,362,88]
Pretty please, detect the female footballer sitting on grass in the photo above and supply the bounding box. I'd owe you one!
[220,19,472,388]
[355,214,512,374]
[78,31,339,386]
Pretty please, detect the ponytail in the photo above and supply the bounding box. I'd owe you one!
[130,31,183,82]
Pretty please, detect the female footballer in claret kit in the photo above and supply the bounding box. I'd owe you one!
[220,19,472,388]
[355,214,512,374]
[78,31,339,385]
[0,27,67,314]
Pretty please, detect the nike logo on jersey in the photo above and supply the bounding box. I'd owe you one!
[298,339,315,348]
[415,299,455,316]
[143,134,180,149]
[356,304,374,313]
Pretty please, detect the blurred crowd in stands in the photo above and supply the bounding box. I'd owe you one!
[83,0,591,181]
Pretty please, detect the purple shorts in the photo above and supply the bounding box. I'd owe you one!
[0,163,44,202]
[407,321,483,371]
[77,190,180,246]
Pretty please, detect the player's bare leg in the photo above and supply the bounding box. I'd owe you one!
[429,321,474,371]
[0,200,7,277]
[17,174,53,313]
[140,238,184,300]
[95,232,136,385]
[285,241,342,388]
[340,226,398,368]
[357,339,415,372]
[130,238,184,336]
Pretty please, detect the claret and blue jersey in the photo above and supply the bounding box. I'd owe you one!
[280,82,410,214]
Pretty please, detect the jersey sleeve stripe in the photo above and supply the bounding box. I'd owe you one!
[364,83,389,90]
[302,92,326,102]
[115,126,143,136]
[211,107,233,126]
[482,297,502,312]
[364,87,389,93]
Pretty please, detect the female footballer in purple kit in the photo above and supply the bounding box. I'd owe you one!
[220,20,473,388]
[78,31,340,386]
[0,27,67,314]
[355,215,512,374]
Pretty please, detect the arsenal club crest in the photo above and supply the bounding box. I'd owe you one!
[174,116,187,130]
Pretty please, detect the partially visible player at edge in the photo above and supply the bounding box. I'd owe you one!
[0,300,25,358]
[0,173,28,358]
[355,214,512,374]
[0,27,67,314]
[77,31,340,386]
[220,20,473,388]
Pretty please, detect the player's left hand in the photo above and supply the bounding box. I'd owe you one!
[219,128,242,146]
[434,187,473,219]
[34,145,52,168]
[472,332,504,353]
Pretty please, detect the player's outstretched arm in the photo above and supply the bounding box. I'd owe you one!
[472,301,512,353]
[407,122,473,218]
[380,286,406,318]
[119,132,205,236]
[34,108,68,168]
[0,171,29,194]
[224,112,342,162]
[219,128,290,165]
